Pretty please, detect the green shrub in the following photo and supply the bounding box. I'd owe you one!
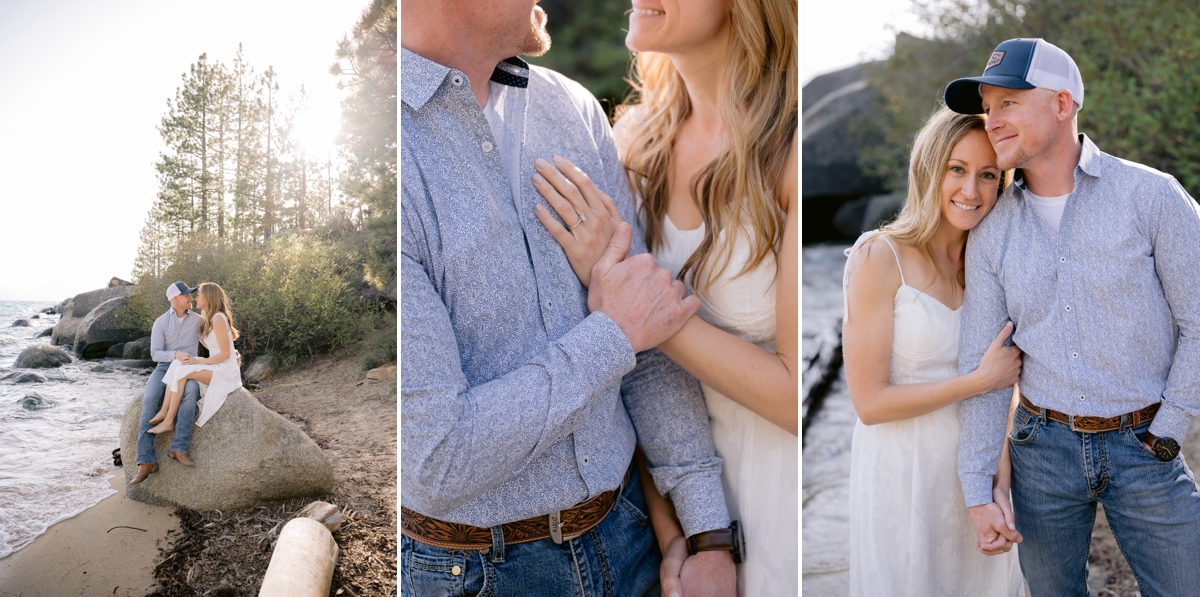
[128,231,374,367]
[360,311,396,371]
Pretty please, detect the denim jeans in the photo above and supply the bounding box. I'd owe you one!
[137,361,201,464]
[1009,402,1200,597]
[401,468,661,597]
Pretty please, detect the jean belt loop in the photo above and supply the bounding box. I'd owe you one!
[1039,406,1047,425]
[1120,413,1128,433]
[489,525,506,563]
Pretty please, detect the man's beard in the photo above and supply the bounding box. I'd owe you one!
[997,145,1031,172]
[519,8,551,57]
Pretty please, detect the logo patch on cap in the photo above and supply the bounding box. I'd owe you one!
[986,51,1005,70]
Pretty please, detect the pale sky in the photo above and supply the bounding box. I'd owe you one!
[0,1,368,301]
[802,0,932,86]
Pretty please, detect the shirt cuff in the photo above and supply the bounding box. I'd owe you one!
[961,472,995,508]
[670,472,732,538]
[559,312,636,388]
[1149,401,1191,443]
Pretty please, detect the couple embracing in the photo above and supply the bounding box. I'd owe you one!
[845,39,1200,596]
[400,0,796,595]
[128,281,242,486]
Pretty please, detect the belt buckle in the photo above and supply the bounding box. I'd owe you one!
[1069,414,1082,432]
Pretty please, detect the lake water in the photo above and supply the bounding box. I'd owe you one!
[0,300,149,559]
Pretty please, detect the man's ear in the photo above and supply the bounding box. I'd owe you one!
[1054,90,1075,123]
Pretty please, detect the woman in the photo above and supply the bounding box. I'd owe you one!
[147,282,242,435]
[530,0,797,594]
[842,106,1023,596]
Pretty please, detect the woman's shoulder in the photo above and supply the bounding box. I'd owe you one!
[210,312,229,325]
[845,233,904,288]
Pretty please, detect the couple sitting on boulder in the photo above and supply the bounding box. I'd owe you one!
[129,281,243,486]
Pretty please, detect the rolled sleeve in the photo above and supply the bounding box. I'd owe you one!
[958,231,1013,507]
[621,348,729,536]
[150,317,173,363]
[1149,177,1200,440]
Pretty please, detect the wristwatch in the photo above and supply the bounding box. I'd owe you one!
[686,521,744,564]
[1144,431,1181,462]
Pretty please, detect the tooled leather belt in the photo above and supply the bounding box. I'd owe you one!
[1019,392,1159,432]
[401,473,626,550]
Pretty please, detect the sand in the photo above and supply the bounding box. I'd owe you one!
[0,474,179,597]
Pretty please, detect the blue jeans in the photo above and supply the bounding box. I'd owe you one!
[1009,402,1200,596]
[401,468,661,597]
[137,361,201,465]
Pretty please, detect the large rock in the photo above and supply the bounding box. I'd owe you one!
[802,63,887,200]
[119,388,334,510]
[73,296,145,359]
[11,319,30,327]
[2,371,47,384]
[14,345,72,369]
[108,277,134,288]
[36,328,52,338]
[123,336,152,360]
[832,191,906,238]
[244,355,279,384]
[51,286,134,346]
[53,297,70,315]
[105,343,127,358]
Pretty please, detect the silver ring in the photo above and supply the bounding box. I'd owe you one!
[567,213,586,230]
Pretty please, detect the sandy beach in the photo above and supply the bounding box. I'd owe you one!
[0,473,178,596]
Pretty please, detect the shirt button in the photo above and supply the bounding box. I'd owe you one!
[1060,257,1067,263]
[1065,305,1072,312]
[583,457,589,464]
[451,75,464,86]
[482,141,494,153]
[452,565,462,576]
[1080,395,1085,401]
[1072,352,1079,358]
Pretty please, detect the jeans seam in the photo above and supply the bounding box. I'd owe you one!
[1105,519,1152,596]
[568,536,587,597]
[588,529,617,597]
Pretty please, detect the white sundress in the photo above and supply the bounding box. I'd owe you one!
[845,231,1023,597]
[162,312,243,427]
[656,215,799,597]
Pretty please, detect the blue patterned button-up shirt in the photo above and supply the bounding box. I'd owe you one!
[400,49,729,536]
[958,134,1200,507]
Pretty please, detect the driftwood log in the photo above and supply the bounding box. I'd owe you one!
[258,517,339,597]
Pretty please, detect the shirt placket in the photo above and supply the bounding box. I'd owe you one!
[1058,174,1087,407]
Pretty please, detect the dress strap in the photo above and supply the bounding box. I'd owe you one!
[876,235,907,287]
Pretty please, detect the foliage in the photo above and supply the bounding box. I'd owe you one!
[527,0,635,115]
[331,0,397,297]
[859,0,1200,198]
[126,231,377,367]
[359,311,396,371]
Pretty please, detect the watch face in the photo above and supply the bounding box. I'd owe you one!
[1155,438,1181,461]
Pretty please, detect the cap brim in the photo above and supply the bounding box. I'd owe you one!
[944,75,1036,114]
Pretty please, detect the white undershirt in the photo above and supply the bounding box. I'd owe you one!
[1025,187,1071,232]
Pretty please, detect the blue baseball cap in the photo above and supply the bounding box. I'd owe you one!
[945,38,1084,115]
[166,281,197,300]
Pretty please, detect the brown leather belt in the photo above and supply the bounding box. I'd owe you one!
[401,477,624,550]
[1019,392,1159,432]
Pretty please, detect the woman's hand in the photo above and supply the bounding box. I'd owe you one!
[532,156,624,288]
[974,322,1022,392]
[659,534,688,597]
[179,354,199,365]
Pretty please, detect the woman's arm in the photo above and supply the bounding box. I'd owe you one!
[655,135,800,434]
[636,449,689,597]
[843,237,1021,426]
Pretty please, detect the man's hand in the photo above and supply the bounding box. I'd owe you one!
[174,351,189,362]
[969,502,1022,555]
[588,223,699,353]
[677,549,736,597]
[659,535,688,597]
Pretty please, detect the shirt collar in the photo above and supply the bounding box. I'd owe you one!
[1013,133,1103,192]
[401,49,530,111]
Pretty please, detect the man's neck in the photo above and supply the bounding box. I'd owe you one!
[1021,134,1083,197]
[172,307,189,318]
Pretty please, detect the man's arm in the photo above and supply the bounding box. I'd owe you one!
[149,317,173,363]
[957,231,1016,508]
[400,205,636,518]
[1149,177,1200,441]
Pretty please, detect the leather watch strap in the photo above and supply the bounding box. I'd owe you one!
[686,521,743,564]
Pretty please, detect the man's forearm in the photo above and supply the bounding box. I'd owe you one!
[958,387,1012,507]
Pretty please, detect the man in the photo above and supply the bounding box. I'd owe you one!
[948,38,1200,595]
[129,281,203,485]
[400,1,736,595]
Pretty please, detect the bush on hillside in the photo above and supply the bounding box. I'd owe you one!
[858,0,1200,197]
[125,231,378,368]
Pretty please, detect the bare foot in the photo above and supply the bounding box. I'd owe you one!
[147,422,175,434]
[148,412,167,425]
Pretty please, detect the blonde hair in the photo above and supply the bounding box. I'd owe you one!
[880,106,1012,289]
[197,282,241,342]
[618,0,797,293]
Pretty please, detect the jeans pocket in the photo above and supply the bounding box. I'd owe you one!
[402,540,465,597]
[617,494,650,528]
[1126,427,1173,462]
[1009,409,1040,446]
